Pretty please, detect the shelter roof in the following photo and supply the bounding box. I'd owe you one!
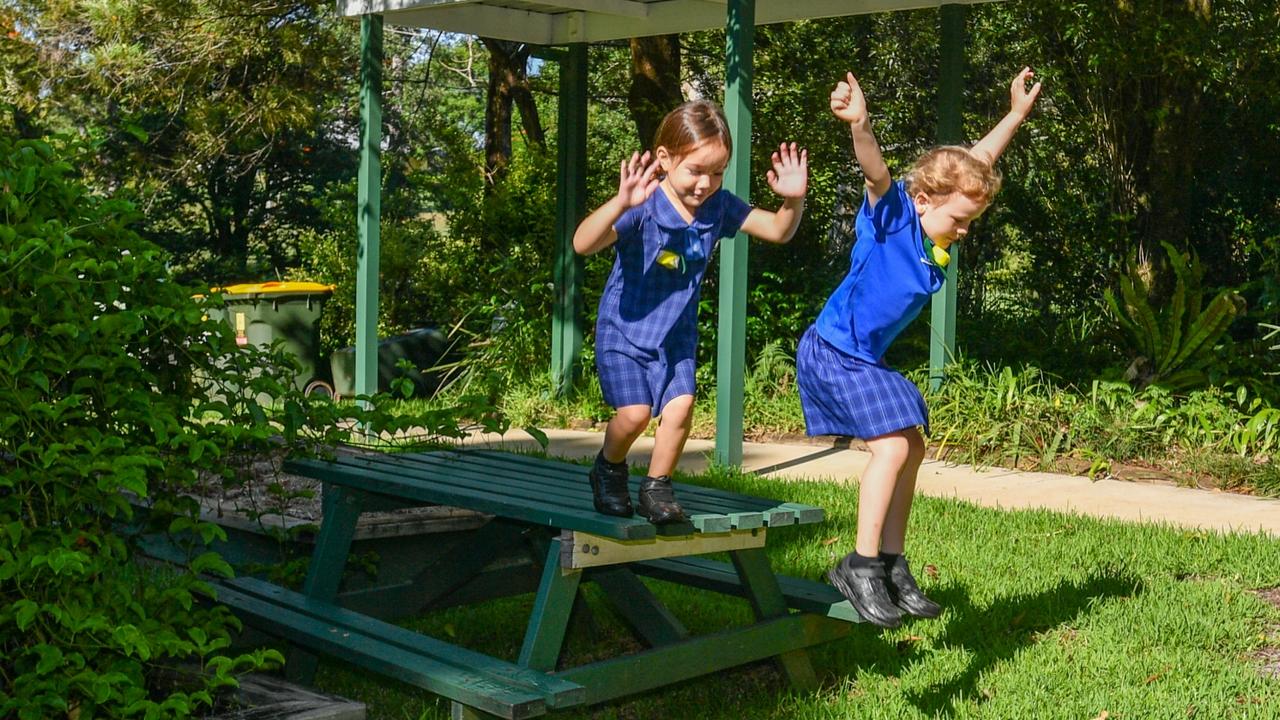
[339,0,998,44]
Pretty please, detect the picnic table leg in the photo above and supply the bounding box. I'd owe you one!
[518,536,582,672]
[287,484,365,684]
[730,547,819,690]
[593,567,688,646]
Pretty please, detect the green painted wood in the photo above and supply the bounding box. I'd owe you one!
[590,568,688,646]
[224,577,585,709]
[730,548,818,688]
[929,3,966,391]
[778,502,824,524]
[689,514,733,533]
[633,556,862,623]
[288,451,822,533]
[452,703,502,720]
[283,457,658,540]
[334,519,528,617]
[289,484,365,684]
[442,451,818,518]
[519,538,582,671]
[216,582,554,719]
[726,511,764,529]
[551,43,587,397]
[283,451,825,544]
[554,613,849,705]
[302,486,364,602]
[714,0,755,468]
[355,14,383,402]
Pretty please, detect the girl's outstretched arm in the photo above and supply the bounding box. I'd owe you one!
[831,72,891,204]
[573,151,660,255]
[969,67,1042,166]
[740,142,807,244]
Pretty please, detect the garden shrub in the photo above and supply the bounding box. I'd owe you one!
[0,137,505,718]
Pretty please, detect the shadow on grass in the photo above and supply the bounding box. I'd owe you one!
[891,572,1142,717]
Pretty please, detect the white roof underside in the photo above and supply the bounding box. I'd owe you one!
[339,0,1000,44]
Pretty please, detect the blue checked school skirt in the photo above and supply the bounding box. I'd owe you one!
[596,344,696,417]
[796,325,929,439]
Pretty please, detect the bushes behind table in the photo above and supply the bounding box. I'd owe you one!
[0,137,503,718]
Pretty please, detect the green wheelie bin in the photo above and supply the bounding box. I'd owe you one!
[214,281,336,396]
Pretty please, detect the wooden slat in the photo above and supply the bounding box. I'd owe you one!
[319,450,823,522]
[215,583,551,719]
[554,613,852,705]
[222,577,586,710]
[284,458,657,540]
[467,450,804,513]
[632,556,862,624]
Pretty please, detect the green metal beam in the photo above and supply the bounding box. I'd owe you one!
[715,0,755,467]
[356,15,384,402]
[551,43,588,396]
[929,3,966,391]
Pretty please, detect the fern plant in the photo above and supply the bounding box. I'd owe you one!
[1105,241,1245,390]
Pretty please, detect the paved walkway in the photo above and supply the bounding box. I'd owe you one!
[464,428,1280,538]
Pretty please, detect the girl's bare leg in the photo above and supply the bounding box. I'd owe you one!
[601,404,652,463]
[649,394,694,478]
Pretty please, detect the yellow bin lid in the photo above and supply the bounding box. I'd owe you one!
[215,281,335,295]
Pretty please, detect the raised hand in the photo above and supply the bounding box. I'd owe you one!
[830,72,870,125]
[1010,66,1042,119]
[766,142,808,199]
[617,150,660,208]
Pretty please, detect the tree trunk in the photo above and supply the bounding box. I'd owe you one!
[628,35,682,149]
[480,38,540,190]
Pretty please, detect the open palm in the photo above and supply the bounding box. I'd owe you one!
[617,150,660,208]
[766,142,808,199]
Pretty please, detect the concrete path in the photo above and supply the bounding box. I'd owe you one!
[464,428,1280,538]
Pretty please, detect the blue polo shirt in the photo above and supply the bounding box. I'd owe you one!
[814,180,946,363]
[596,187,752,354]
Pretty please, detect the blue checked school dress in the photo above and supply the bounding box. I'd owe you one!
[797,180,945,439]
[595,187,751,415]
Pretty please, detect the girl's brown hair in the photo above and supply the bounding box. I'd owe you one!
[904,146,1002,205]
[652,100,733,160]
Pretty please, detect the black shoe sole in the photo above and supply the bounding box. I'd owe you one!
[828,567,901,629]
[637,507,686,524]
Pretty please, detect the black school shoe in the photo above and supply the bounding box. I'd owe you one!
[588,453,634,518]
[884,555,943,618]
[636,475,687,524]
[827,554,902,629]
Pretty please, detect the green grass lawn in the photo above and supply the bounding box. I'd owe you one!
[309,469,1280,719]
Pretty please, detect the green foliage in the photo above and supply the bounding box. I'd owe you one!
[1105,242,1245,390]
[0,136,506,717]
[0,136,266,718]
[921,359,1280,476]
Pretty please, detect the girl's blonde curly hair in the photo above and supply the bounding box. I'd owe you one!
[904,146,1002,204]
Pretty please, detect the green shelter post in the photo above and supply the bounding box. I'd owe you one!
[929,3,966,391]
[551,43,588,396]
[356,15,384,402]
[715,0,755,467]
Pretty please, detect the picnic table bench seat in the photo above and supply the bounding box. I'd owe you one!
[213,448,861,719]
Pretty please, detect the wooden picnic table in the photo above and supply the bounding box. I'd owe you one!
[214,449,862,719]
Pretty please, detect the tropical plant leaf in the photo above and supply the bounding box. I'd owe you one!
[1119,274,1160,360]
[1158,242,1188,373]
[1165,291,1242,372]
